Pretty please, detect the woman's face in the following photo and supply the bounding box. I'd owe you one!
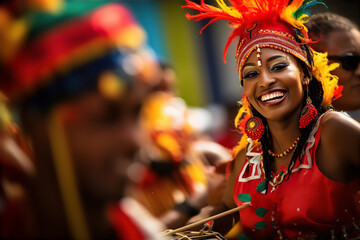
[242,48,306,122]
[314,29,360,111]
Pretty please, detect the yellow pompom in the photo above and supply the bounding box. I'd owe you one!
[98,71,125,100]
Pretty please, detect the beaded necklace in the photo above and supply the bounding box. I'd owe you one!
[267,136,300,158]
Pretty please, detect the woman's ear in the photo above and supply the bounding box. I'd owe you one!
[303,77,310,86]
[299,60,311,84]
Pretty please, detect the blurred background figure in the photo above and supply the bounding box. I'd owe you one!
[0,0,166,239]
[0,93,35,237]
[306,12,360,120]
[128,73,232,229]
[151,61,178,94]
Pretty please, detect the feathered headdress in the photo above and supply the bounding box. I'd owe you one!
[183,0,342,154]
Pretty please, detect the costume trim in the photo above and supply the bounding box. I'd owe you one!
[237,113,328,184]
[237,139,262,182]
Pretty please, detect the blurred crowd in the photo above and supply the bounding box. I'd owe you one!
[0,1,234,239]
[0,0,359,240]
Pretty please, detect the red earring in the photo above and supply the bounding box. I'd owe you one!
[299,86,317,128]
[245,116,265,140]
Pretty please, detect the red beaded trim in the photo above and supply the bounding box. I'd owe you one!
[235,31,309,79]
[235,29,296,57]
[258,29,295,40]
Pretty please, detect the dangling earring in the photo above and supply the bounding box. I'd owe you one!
[245,116,265,140]
[299,84,317,128]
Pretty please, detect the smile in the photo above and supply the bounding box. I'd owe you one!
[258,90,287,105]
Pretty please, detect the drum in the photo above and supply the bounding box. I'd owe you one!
[164,223,227,240]
[163,204,250,240]
[168,230,227,240]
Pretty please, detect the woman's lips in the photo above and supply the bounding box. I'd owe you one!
[257,90,287,107]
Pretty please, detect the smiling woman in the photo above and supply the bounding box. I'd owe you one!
[182,0,360,239]
[242,50,305,122]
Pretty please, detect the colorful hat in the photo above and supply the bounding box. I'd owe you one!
[186,0,316,73]
[182,0,342,152]
[183,0,339,96]
[0,1,150,110]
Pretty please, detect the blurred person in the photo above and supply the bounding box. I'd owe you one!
[129,91,231,230]
[215,102,243,150]
[136,60,234,230]
[151,61,178,94]
[0,1,166,239]
[306,12,360,119]
[0,93,35,237]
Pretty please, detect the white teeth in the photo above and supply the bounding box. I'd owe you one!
[260,91,285,102]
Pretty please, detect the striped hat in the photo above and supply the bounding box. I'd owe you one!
[0,1,152,110]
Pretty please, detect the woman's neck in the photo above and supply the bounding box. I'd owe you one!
[266,107,302,159]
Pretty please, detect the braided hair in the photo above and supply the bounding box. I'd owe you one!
[250,44,326,193]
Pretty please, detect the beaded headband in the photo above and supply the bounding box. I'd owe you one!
[235,22,310,79]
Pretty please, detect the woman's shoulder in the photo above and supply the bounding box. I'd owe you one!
[318,110,360,176]
[232,146,247,172]
[320,110,360,135]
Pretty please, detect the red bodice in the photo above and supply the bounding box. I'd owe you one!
[233,117,360,239]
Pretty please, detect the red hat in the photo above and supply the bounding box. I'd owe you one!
[0,1,147,108]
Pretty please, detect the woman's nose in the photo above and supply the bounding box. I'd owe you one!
[258,71,276,88]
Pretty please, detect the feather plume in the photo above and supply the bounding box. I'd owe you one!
[182,0,324,62]
[311,50,341,107]
[293,0,326,20]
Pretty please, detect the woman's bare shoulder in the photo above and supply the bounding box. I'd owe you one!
[320,110,360,137]
[233,147,247,167]
[319,110,360,173]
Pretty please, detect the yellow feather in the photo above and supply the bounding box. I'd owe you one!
[311,50,340,107]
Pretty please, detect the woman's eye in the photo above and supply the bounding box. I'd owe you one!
[243,70,259,79]
[271,63,288,72]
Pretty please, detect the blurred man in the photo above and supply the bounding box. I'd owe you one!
[0,1,165,239]
[306,12,360,119]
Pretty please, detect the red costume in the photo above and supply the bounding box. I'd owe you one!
[234,114,360,239]
[108,198,166,240]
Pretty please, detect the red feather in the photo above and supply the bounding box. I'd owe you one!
[182,0,298,63]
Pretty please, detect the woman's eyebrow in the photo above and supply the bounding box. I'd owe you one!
[244,55,287,68]
[243,62,256,68]
[267,55,286,62]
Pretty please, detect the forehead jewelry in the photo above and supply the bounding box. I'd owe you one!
[256,45,262,67]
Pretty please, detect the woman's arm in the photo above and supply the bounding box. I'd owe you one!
[186,147,247,235]
[317,111,360,182]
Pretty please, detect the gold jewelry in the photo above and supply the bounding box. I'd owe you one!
[268,137,300,158]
